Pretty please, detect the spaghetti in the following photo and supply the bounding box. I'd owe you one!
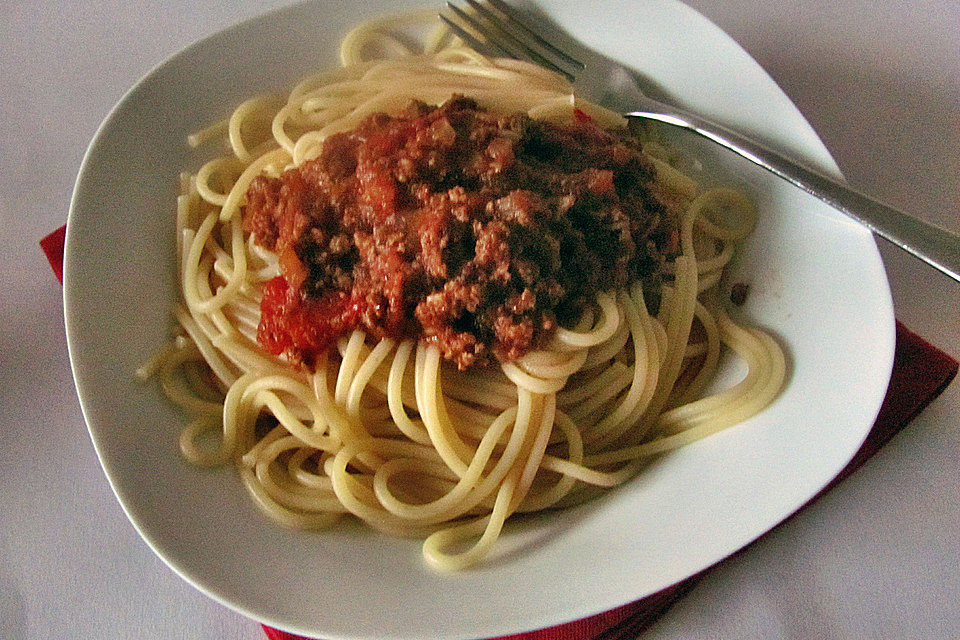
[142,12,786,571]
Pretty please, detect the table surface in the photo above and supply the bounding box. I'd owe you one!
[1,1,957,639]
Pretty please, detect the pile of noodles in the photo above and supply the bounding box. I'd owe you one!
[140,11,785,571]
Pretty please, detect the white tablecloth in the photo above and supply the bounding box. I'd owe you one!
[1,1,956,638]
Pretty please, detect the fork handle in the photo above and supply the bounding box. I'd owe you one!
[626,106,960,282]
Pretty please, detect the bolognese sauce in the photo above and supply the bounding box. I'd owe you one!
[243,96,677,369]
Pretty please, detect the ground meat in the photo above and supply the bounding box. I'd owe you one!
[242,96,677,369]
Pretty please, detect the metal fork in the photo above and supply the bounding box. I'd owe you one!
[439,0,960,282]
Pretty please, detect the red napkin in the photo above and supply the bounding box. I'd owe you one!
[41,226,958,640]
[41,224,66,284]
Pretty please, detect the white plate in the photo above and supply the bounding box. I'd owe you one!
[64,1,895,638]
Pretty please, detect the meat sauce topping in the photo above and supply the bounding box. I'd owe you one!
[243,96,677,369]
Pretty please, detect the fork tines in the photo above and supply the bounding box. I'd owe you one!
[440,0,585,81]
